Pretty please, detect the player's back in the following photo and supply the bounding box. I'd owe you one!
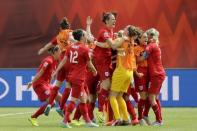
[66,42,90,81]
[116,40,135,70]
[33,56,57,86]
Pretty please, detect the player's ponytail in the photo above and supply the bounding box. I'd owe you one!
[60,17,70,30]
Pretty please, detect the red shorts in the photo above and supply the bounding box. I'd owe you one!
[85,71,99,95]
[148,76,165,95]
[69,79,86,99]
[33,84,52,102]
[94,58,112,80]
[134,67,149,92]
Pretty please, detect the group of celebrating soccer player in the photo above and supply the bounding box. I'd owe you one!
[27,11,165,128]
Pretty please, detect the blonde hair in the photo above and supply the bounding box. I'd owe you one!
[146,28,159,43]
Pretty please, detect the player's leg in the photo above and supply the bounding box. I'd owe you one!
[60,82,71,110]
[29,85,51,126]
[109,91,121,124]
[123,93,138,125]
[44,80,62,116]
[79,89,99,127]
[130,87,139,103]
[148,76,164,126]
[46,67,66,109]
[29,102,48,126]
[137,92,147,125]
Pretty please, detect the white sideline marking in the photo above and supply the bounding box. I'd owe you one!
[0,111,33,117]
[0,109,55,117]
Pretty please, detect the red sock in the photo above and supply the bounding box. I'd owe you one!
[79,103,91,123]
[60,88,71,110]
[130,88,139,103]
[73,104,81,120]
[143,98,151,117]
[126,100,136,120]
[98,88,108,112]
[152,104,162,122]
[156,99,162,120]
[64,101,75,123]
[88,103,95,120]
[48,86,59,105]
[31,103,48,118]
[107,101,114,121]
[138,99,146,120]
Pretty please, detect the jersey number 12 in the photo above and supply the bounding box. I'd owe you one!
[70,51,78,63]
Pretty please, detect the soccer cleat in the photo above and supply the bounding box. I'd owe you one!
[121,120,131,126]
[143,116,151,125]
[105,120,122,126]
[28,118,39,127]
[113,120,122,126]
[104,120,116,126]
[131,118,139,126]
[60,122,72,128]
[86,122,99,127]
[70,120,82,126]
[151,121,163,126]
[56,108,64,117]
[44,105,51,116]
[139,119,147,126]
[96,111,105,124]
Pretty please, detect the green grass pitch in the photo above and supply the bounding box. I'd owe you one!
[0,107,197,131]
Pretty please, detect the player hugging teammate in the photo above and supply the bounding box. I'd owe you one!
[27,12,165,128]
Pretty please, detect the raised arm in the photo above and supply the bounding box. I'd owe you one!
[38,42,53,55]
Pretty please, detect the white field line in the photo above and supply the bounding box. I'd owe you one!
[0,109,55,117]
[0,111,33,117]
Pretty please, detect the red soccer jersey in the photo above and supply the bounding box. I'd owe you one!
[66,42,90,81]
[145,43,165,77]
[33,56,57,86]
[94,27,114,59]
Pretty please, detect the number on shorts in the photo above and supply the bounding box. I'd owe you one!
[70,51,78,63]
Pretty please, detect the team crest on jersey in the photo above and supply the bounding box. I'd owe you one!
[105,72,110,77]
[44,90,50,95]
[43,62,49,67]
[139,85,143,91]
[103,32,110,38]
